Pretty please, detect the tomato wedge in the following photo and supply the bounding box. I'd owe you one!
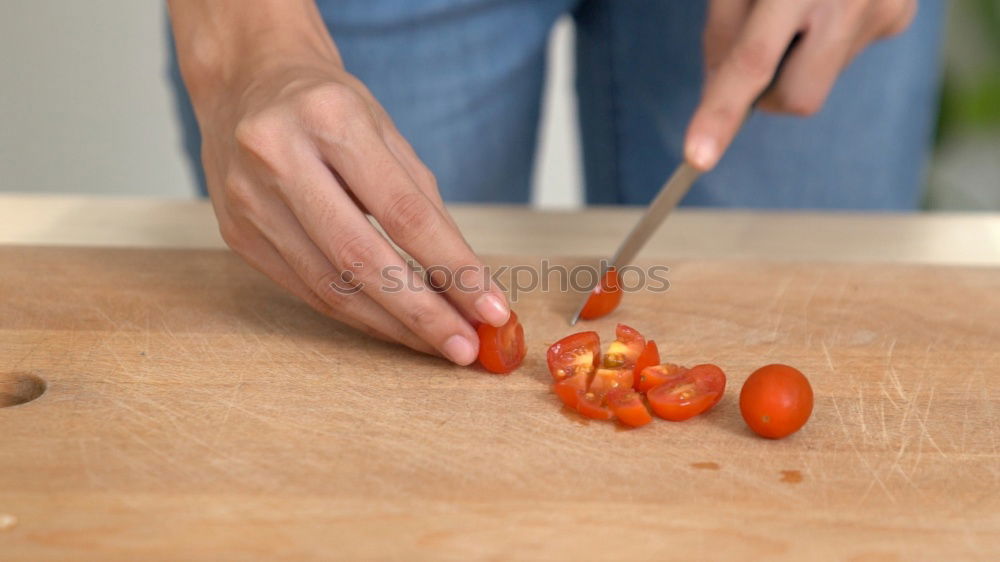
[588,367,634,403]
[636,363,687,393]
[603,324,645,369]
[546,331,600,383]
[477,311,526,374]
[606,389,653,428]
[559,371,590,392]
[580,267,622,320]
[647,364,726,421]
[632,340,660,390]
[554,382,613,421]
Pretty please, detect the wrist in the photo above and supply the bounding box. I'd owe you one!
[169,1,341,110]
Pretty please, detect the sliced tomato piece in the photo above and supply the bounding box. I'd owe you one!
[546,331,600,383]
[606,389,653,428]
[647,364,726,421]
[477,311,526,374]
[554,383,613,421]
[576,392,614,420]
[603,324,645,369]
[632,340,660,390]
[553,381,582,409]
[560,371,590,392]
[580,267,622,320]
[588,367,634,403]
[636,363,687,393]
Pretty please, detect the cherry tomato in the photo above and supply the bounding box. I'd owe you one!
[560,371,590,392]
[647,364,726,421]
[588,367,634,403]
[739,364,813,439]
[636,363,687,393]
[603,324,645,369]
[477,311,526,374]
[546,331,600,383]
[632,340,660,391]
[580,268,622,320]
[553,380,582,409]
[606,389,653,428]
[554,382,613,421]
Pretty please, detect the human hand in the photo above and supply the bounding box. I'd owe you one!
[685,0,917,170]
[171,2,510,365]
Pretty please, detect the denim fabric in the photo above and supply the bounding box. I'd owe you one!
[169,0,945,209]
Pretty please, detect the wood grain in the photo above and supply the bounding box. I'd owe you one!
[1,246,998,560]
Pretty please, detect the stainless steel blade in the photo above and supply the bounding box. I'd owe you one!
[568,161,702,325]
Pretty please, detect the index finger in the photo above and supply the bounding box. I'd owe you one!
[319,115,512,329]
[685,0,805,171]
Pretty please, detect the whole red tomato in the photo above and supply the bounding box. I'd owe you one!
[739,364,813,439]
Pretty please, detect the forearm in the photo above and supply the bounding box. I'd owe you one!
[167,0,340,106]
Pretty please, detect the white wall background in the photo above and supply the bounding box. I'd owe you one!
[0,2,582,206]
[0,1,194,197]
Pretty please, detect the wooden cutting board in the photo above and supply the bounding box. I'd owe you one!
[1,246,998,560]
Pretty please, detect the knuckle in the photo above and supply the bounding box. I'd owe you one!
[381,192,438,240]
[312,270,350,307]
[780,91,823,116]
[417,164,439,192]
[218,221,251,255]
[405,303,438,331]
[331,233,379,273]
[707,102,744,129]
[883,1,915,36]
[234,112,282,158]
[234,111,290,176]
[299,83,373,133]
[702,25,734,58]
[730,39,776,85]
[221,174,259,217]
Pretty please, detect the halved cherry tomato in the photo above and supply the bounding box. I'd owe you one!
[554,382,613,421]
[606,389,653,428]
[477,311,526,374]
[546,331,600,383]
[632,340,660,391]
[580,268,622,320]
[576,392,614,420]
[603,324,645,369]
[647,364,726,421]
[560,371,590,392]
[588,367,634,403]
[554,380,582,409]
[636,363,687,393]
[739,364,813,439]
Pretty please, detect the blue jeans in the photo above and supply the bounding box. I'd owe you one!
[170,0,945,209]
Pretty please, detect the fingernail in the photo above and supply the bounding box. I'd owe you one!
[475,293,510,327]
[443,334,477,366]
[687,135,718,170]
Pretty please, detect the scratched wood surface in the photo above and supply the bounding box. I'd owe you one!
[1,246,998,561]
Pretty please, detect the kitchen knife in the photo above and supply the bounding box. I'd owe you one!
[568,36,801,325]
